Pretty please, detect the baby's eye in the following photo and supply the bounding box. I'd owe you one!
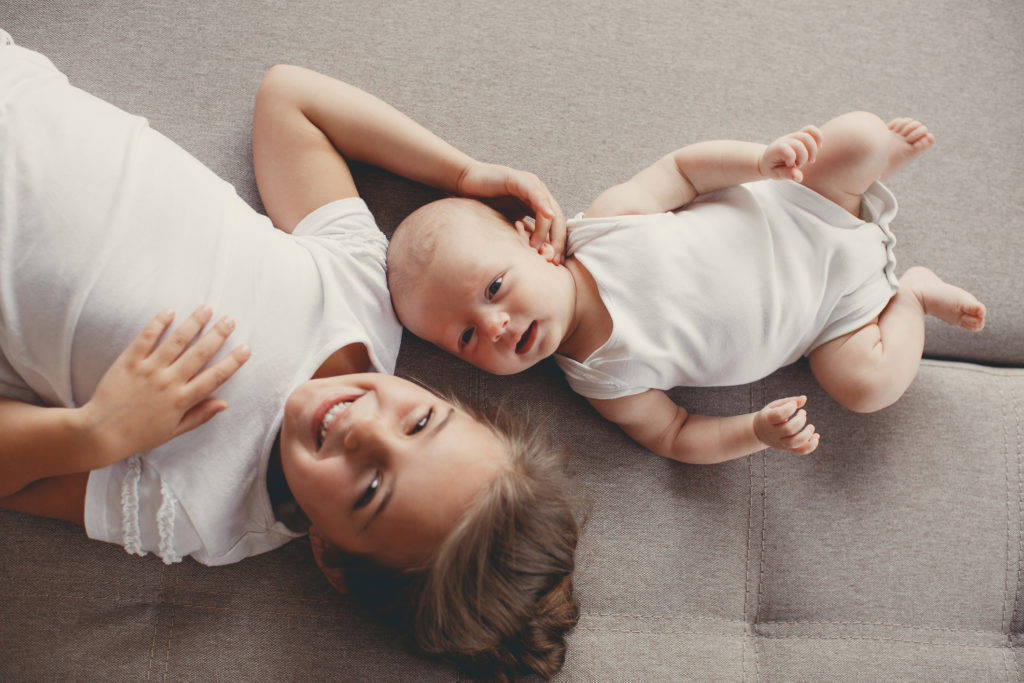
[487,276,503,299]
[353,472,381,511]
[460,328,474,347]
[410,408,433,435]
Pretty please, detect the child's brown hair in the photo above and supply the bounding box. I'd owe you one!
[333,398,581,680]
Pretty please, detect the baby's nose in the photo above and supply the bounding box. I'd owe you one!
[486,312,510,342]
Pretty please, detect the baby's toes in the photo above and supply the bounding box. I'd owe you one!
[888,117,913,133]
[961,301,987,331]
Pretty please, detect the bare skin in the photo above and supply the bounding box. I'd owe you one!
[807,115,986,413]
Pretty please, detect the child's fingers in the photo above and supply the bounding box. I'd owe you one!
[174,398,228,438]
[182,343,251,404]
[151,305,214,365]
[122,309,176,360]
[173,316,237,378]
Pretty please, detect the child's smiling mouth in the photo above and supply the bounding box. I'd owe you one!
[515,321,537,355]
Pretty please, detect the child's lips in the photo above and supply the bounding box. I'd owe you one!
[515,321,537,355]
[312,394,360,450]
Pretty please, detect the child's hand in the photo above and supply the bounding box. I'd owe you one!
[81,307,251,466]
[457,161,568,263]
[754,396,820,454]
[758,125,822,183]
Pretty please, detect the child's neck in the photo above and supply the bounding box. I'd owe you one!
[557,257,612,362]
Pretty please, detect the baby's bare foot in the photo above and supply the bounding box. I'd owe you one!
[902,266,986,331]
[881,118,935,180]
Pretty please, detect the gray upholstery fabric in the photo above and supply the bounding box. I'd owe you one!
[2,1,1022,680]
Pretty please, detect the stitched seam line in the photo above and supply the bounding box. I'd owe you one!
[1004,382,1014,634]
[576,627,1010,651]
[1013,381,1024,683]
[145,563,165,682]
[742,384,755,682]
[162,567,177,681]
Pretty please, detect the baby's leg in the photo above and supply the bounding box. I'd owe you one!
[799,111,934,216]
[809,267,986,413]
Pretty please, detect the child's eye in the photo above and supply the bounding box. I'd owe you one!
[487,276,503,299]
[353,471,381,511]
[460,328,474,347]
[410,408,433,435]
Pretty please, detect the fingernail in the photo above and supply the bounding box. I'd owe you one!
[196,305,213,317]
[237,344,251,359]
[221,316,235,331]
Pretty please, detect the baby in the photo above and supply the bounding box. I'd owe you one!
[387,111,987,464]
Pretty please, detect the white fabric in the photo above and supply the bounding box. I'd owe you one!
[555,179,899,399]
[0,44,402,565]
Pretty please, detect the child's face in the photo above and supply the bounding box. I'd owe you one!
[280,373,506,568]
[395,219,576,375]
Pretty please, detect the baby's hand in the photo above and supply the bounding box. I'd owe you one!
[81,307,251,466]
[758,125,822,183]
[754,395,820,454]
[457,161,567,263]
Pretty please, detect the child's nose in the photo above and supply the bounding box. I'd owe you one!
[343,411,390,455]
[486,312,510,342]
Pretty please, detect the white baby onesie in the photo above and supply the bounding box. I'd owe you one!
[555,179,899,399]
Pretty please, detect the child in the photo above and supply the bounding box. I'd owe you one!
[0,35,577,679]
[388,111,987,465]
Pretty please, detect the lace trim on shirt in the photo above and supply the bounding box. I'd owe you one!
[157,481,182,564]
[120,455,145,557]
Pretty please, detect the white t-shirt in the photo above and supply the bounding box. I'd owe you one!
[0,44,402,564]
[555,179,899,399]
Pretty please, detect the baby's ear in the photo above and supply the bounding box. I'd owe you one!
[537,241,557,263]
[308,525,348,594]
[513,219,533,243]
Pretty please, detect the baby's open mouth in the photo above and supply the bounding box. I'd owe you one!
[515,321,537,354]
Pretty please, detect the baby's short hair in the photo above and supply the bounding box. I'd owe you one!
[386,197,515,312]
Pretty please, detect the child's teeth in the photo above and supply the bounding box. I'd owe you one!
[320,401,351,443]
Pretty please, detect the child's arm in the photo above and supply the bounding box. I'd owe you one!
[588,389,819,464]
[252,65,567,260]
[0,308,249,499]
[585,126,822,218]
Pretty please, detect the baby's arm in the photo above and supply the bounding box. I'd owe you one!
[588,389,819,464]
[585,126,822,218]
[252,65,566,258]
[0,307,248,499]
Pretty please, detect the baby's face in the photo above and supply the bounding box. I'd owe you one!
[395,218,577,375]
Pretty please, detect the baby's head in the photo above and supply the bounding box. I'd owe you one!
[388,197,576,375]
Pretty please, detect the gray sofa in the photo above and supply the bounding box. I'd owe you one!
[3,1,1023,680]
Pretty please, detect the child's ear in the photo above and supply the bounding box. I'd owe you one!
[308,525,348,594]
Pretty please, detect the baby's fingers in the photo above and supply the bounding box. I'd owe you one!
[784,425,820,455]
[764,395,807,424]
